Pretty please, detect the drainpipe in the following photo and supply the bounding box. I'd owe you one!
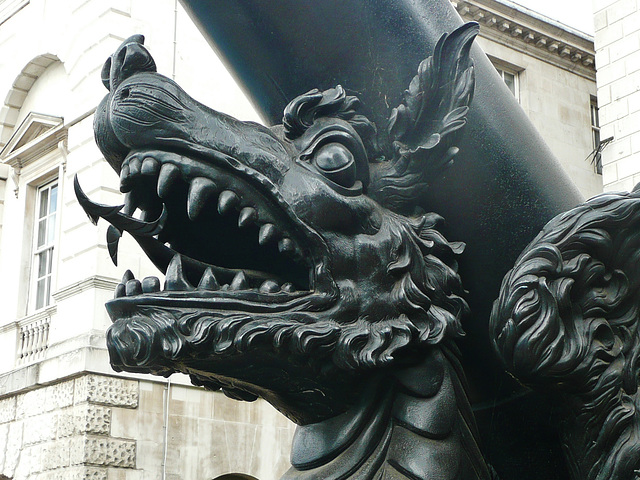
[162,376,172,480]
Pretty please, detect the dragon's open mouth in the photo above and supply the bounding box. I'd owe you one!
[75,148,323,314]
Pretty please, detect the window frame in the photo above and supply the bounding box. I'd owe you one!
[495,65,520,101]
[590,97,602,175]
[30,178,59,312]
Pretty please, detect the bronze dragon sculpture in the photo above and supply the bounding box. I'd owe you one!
[76,25,496,479]
[75,19,640,480]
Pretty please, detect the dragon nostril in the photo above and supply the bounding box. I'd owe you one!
[121,88,130,99]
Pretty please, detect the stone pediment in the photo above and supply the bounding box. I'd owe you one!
[0,112,64,168]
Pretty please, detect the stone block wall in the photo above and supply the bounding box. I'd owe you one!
[0,374,295,480]
[0,375,138,480]
[594,0,640,191]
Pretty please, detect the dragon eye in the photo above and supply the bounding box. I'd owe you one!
[313,142,357,188]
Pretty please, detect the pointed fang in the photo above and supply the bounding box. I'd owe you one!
[122,270,135,283]
[230,271,248,290]
[188,177,217,220]
[218,190,240,215]
[198,267,220,291]
[259,280,279,293]
[157,163,181,199]
[258,223,278,245]
[278,238,295,254]
[164,254,193,291]
[238,207,257,228]
[123,191,138,216]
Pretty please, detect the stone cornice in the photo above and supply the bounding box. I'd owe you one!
[451,0,596,78]
[16,305,57,328]
[53,275,119,302]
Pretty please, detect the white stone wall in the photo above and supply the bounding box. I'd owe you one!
[593,0,640,191]
[0,0,262,358]
[0,1,295,479]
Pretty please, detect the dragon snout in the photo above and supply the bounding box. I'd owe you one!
[101,34,156,92]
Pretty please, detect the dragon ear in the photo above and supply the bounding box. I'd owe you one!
[370,22,478,213]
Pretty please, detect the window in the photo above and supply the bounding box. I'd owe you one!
[32,180,58,310]
[590,98,602,175]
[495,66,519,99]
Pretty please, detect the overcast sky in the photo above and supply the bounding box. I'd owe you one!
[509,0,595,35]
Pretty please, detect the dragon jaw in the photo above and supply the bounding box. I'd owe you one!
[77,34,471,424]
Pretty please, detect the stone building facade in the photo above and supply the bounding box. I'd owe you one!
[593,0,640,192]
[454,0,602,199]
[0,1,293,479]
[0,0,602,479]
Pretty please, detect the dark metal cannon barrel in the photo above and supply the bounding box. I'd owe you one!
[179,1,583,477]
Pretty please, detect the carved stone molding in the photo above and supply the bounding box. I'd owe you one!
[52,275,119,302]
[450,0,596,76]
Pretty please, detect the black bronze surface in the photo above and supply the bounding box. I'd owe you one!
[77,4,623,478]
[178,5,584,475]
[76,26,507,479]
[180,0,583,403]
[491,187,640,480]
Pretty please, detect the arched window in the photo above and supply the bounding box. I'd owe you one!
[213,474,258,480]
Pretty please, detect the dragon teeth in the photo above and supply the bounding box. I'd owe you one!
[238,207,257,228]
[125,279,142,296]
[114,283,126,298]
[259,280,279,293]
[141,157,159,176]
[164,254,194,291]
[281,282,296,293]
[142,276,161,293]
[258,223,277,245]
[129,157,141,177]
[157,163,181,199]
[119,164,131,192]
[187,177,217,220]
[106,225,122,266]
[122,269,135,283]
[230,271,248,290]
[218,190,240,215]
[278,238,295,254]
[197,267,220,291]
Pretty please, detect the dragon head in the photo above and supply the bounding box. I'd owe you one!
[77,28,477,424]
